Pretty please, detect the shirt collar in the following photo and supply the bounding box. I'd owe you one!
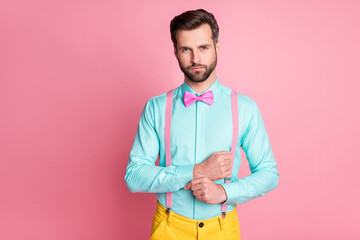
[181,77,220,103]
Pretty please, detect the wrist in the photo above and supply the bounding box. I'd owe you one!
[193,164,204,178]
[218,185,228,203]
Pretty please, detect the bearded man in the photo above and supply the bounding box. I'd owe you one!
[125,9,279,240]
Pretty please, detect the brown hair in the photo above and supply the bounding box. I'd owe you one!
[170,9,219,48]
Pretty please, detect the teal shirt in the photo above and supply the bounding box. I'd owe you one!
[125,78,279,220]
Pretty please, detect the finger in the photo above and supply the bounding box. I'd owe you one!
[223,156,233,162]
[193,190,203,197]
[190,183,203,191]
[196,195,205,202]
[225,161,233,169]
[223,159,232,168]
[186,177,206,190]
[190,177,206,185]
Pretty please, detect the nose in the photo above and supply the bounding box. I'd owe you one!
[191,50,201,64]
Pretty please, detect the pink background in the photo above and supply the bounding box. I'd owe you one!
[1,0,359,239]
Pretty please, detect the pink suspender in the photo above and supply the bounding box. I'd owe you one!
[221,89,239,217]
[165,89,238,217]
[165,90,174,215]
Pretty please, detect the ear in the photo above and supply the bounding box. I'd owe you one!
[215,41,220,54]
[173,45,178,58]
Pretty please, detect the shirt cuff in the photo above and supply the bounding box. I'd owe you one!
[176,164,195,186]
[220,182,236,205]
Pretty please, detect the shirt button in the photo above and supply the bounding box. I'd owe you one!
[199,222,204,228]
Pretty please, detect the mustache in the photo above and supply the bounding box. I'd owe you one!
[188,64,206,68]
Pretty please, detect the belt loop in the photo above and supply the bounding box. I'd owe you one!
[218,216,224,230]
[166,208,172,226]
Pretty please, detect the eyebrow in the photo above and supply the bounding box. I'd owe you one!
[199,44,212,48]
[178,44,212,50]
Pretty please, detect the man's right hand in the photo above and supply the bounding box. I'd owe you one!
[193,151,233,181]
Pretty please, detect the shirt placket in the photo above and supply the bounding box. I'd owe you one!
[193,96,205,219]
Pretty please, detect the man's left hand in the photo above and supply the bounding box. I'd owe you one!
[184,177,227,204]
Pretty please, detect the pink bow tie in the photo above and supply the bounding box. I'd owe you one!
[183,90,214,107]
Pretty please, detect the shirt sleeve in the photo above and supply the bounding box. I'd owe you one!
[125,98,194,193]
[220,99,279,205]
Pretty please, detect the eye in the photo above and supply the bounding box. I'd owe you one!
[200,46,208,50]
[182,48,190,53]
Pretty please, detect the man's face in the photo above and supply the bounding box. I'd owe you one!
[174,24,219,83]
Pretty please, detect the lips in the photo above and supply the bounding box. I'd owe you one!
[191,66,204,71]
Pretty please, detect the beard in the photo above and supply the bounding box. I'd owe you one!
[178,55,217,83]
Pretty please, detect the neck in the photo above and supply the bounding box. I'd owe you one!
[184,71,217,94]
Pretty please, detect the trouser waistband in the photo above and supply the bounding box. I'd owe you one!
[155,201,237,229]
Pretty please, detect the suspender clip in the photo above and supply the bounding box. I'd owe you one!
[222,211,226,219]
[225,177,232,182]
[166,208,171,216]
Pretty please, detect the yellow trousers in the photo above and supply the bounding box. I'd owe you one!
[150,201,241,240]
